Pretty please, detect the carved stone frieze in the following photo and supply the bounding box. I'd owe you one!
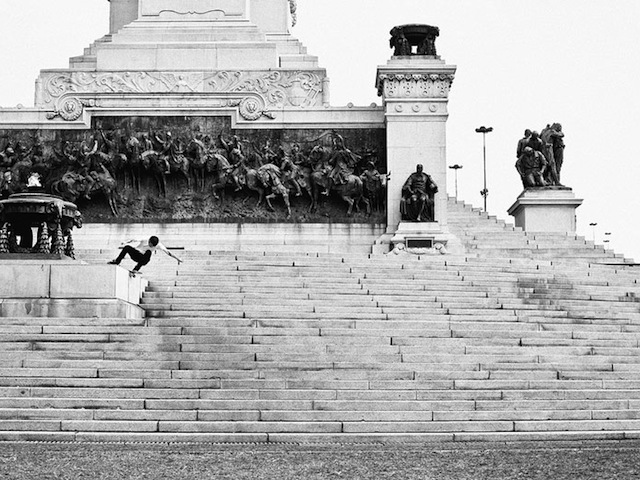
[204,70,322,107]
[376,73,455,99]
[38,70,325,110]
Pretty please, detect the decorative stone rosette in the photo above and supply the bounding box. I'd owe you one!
[46,96,92,121]
[240,97,272,120]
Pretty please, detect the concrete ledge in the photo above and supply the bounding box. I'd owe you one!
[2,431,640,444]
[0,262,146,318]
[0,263,145,303]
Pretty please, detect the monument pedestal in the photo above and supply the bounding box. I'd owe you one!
[376,55,456,234]
[374,221,463,255]
[508,188,583,233]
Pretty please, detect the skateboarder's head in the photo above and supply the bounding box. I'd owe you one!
[149,236,159,247]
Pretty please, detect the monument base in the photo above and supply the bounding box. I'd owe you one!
[508,187,583,233]
[0,262,147,318]
[373,222,464,255]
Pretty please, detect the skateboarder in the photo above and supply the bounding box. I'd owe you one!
[108,236,182,274]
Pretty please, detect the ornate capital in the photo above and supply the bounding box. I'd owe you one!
[376,73,455,99]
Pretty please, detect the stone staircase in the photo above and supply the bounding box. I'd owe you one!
[67,18,320,72]
[447,197,633,265]
[3,200,640,442]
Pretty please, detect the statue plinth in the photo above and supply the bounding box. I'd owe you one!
[508,187,583,233]
[386,221,463,255]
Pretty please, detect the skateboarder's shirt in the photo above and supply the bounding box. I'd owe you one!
[125,239,170,256]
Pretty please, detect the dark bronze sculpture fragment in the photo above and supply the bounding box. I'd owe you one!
[390,24,440,57]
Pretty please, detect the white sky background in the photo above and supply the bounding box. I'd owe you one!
[1,0,639,260]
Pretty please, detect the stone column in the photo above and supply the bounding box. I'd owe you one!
[108,0,139,34]
[250,0,289,33]
[375,56,457,249]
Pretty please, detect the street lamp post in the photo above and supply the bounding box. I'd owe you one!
[448,164,463,199]
[475,126,493,212]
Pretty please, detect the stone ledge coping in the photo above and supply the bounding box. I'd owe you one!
[0,430,637,444]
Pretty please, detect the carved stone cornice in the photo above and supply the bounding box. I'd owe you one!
[44,92,277,123]
[376,72,455,99]
[36,69,326,115]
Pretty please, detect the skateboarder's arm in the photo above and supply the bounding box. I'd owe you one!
[157,242,183,264]
[120,238,140,247]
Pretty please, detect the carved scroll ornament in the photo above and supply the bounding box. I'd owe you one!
[141,0,245,18]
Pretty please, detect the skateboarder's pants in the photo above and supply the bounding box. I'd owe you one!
[115,246,152,271]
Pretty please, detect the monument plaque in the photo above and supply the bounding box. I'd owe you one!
[140,0,247,18]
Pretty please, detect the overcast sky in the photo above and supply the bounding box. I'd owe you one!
[1,0,640,260]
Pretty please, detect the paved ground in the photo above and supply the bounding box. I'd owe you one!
[1,440,640,479]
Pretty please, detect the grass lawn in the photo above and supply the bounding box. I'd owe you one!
[1,440,640,479]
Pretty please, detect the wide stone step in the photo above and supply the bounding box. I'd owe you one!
[15,418,638,436]
[0,378,143,388]
[144,310,390,319]
[0,318,147,327]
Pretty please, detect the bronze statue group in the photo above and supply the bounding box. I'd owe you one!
[0,129,387,219]
[515,123,565,188]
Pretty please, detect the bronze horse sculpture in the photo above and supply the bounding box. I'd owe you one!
[246,163,292,218]
[51,165,119,216]
[207,153,235,203]
[308,146,370,216]
[141,150,191,197]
